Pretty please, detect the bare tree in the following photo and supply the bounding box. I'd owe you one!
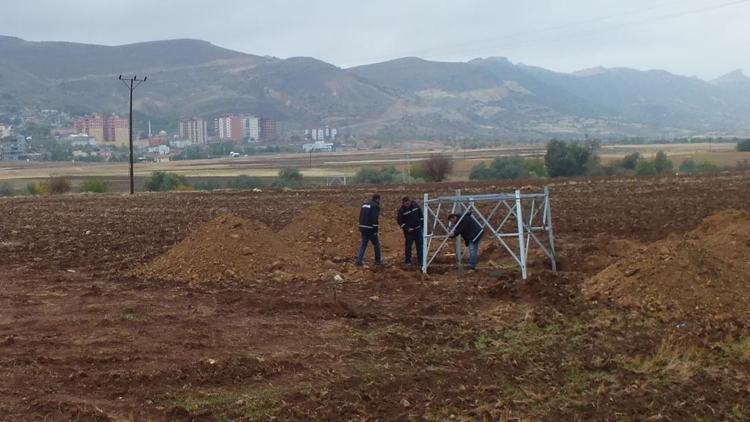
[422,154,454,182]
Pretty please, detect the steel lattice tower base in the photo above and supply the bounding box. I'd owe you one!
[421,187,557,279]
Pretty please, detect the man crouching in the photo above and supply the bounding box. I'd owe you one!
[448,212,484,270]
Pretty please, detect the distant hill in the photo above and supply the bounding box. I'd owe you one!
[1,35,749,140]
[352,57,750,138]
[0,36,398,134]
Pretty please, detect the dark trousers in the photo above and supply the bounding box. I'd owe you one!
[356,230,381,265]
[404,228,423,266]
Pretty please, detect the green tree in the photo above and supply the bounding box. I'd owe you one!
[737,139,750,152]
[277,168,303,187]
[619,152,641,170]
[544,140,592,177]
[653,151,674,174]
[143,171,189,191]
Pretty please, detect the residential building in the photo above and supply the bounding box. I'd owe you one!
[179,118,208,144]
[104,115,129,147]
[259,118,278,140]
[306,126,338,141]
[0,124,10,138]
[242,116,260,141]
[303,141,334,153]
[214,115,243,142]
[74,114,105,143]
[169,139,192,149]
[134,139,150,150]
[0,135,27,161]
[147,145,170,155]
[63,134,98,147]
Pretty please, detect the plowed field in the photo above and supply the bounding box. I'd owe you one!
[1,173,749,421]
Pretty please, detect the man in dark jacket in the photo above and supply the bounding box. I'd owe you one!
[356,194,381,266]
[397,196,423,267]
[448,211,484,270]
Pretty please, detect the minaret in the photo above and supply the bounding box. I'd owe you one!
[148,120,152,138]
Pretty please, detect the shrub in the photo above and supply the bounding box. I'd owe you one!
[143,171,189,192]
[737,159,750,171]
[409,164,427,181]
[194,180,224,191]
[469,157,530,181]
[48,177,72,194]
[227,175,264,190]
[679,159,719,174]
[79,179,110,193]
[737,139,750,152]
[277,168,303,187]
[421,154,454,182]
[0,183,15,197]
[524,159,548,178]
[635,160,657,176]
[352,166,402,185]
[26,182,49,196]
[633,151,674,177]
[545,140,594,177]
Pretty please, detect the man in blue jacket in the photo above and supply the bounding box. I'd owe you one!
[397,196,423,267]
[356,194,381,266]
[448,211,484,270]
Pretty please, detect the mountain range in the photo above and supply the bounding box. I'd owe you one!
[1,35,749,140]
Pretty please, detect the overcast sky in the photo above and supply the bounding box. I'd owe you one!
[4,0,750,79]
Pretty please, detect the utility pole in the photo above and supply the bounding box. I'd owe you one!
[118,74,147,195]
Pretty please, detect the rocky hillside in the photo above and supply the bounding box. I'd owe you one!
[1,35,749,139]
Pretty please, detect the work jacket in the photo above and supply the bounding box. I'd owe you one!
[397,203,423,232]
[358,200,380,233]
[451,212,484,245]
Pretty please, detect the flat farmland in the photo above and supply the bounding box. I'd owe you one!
[3,143,747,193]
[0,173,749,420]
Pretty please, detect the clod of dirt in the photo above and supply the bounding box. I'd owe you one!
[584,209,750,324]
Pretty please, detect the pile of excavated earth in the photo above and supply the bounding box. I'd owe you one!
[585,209,750,324]
[139,203,750,327]
[138,214,306,283]
[138,204,408,283]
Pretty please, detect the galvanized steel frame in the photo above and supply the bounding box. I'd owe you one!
[325,175,348,186]
[421,187,557,279]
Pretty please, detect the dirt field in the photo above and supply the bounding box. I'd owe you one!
[1,173,750,420]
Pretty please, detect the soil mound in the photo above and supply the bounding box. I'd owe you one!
[584,209,750,324]
[279,203,403,262]
[139,214,308,283]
